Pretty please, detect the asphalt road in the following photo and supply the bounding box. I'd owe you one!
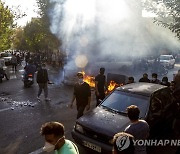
[0,63,179,154]
[0,64,85,154]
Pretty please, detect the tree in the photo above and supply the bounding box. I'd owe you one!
[12,0,61,52]
[143,0,180,39]
[36,0,62,49]
[12,27,27,50]
[0,0,14,51]
[17,17,60,52]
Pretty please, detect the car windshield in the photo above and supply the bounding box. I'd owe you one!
[101,90,149,118]
[160,56,170,60]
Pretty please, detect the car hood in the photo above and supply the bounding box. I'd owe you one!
[77,107,130,137]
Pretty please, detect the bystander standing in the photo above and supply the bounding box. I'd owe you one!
[139,73,150,83]
[150,73,160,84]
[125,105,149,154]
[95,67,106,106]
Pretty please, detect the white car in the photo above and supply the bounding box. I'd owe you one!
[159,55,175,69]
[0,52,12,65]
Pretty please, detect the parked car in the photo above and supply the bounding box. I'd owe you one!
[159,55,175,69]
[72,83,174,154]
[0,52,12,66]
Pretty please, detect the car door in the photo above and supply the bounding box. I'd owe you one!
[147,90,167,138]
[158,88,174,126]
[147,88,173,138]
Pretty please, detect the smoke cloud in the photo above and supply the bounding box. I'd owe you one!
[48,0,180,73]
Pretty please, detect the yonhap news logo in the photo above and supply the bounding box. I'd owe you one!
[133,139,180,146]
[116,137,180,152]
[116,135,131,151]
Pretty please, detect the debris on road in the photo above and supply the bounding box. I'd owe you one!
[0,97,35,109]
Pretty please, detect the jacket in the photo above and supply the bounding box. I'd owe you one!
[36,68,49,83]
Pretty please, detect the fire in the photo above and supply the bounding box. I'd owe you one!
[82,71,95,88]
[79,72,123,91]
[108,80,119,91]
[106,81,123,94]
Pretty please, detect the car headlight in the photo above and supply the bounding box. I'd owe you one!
[75,123,84,134]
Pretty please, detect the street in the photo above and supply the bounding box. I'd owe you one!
[0,63,179,154]
[0,64,81,154]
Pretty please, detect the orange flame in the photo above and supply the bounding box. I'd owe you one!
[106,81,123,94]
[82,71,95,87]
[80,71,123,91]
[108,80,119,91]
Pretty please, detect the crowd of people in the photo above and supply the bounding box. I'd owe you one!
[127,70,180,94]
[1,50,66,69]
[0,50,67,84]
[1,50,180,153]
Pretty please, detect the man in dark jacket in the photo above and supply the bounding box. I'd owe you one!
[36,63,50,101]
[95,68,106,106]
[150,73,160,84]
[70,72,91,119]
[160,76,170,87]
[139,73,150,83]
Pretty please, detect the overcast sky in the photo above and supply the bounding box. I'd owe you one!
[2,0,39,26]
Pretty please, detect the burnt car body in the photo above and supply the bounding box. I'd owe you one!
[72,83,174,154]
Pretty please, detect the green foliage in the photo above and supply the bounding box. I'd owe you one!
[0,0,14,51]
[13,0,61,52]
[12,28,26,50]
[14,18,61,52]
[143,0,180,40]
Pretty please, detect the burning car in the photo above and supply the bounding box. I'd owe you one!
[63,69,96,87]
[72,83,174,154]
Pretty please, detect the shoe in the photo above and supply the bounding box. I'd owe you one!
[45,98,51,101]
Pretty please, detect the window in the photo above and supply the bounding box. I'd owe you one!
[149,88,172,115]
[101,90,149,118]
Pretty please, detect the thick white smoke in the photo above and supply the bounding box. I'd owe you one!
[49,0,180,72]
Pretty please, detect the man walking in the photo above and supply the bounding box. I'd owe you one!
[70,72,91,119]
[36,63,50,101]
[95,67,106,106]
